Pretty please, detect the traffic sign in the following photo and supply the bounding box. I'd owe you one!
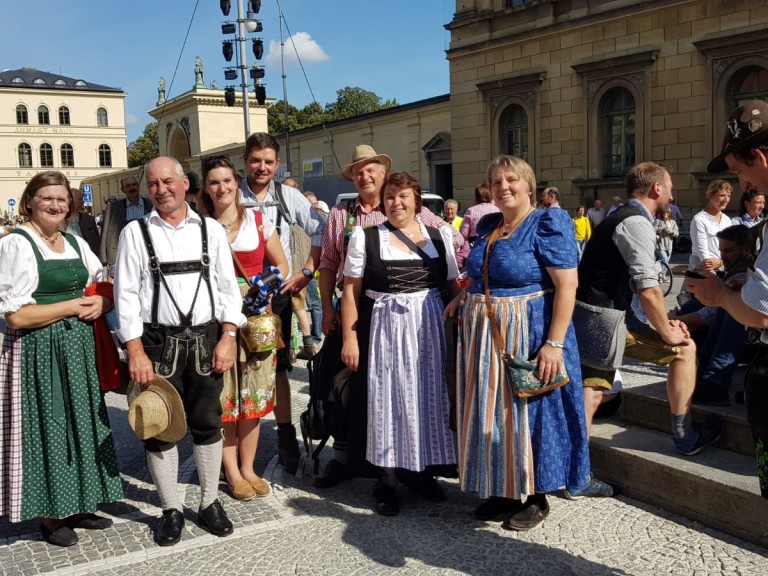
[8,199,16,206]
[83,192,93,203]
[81,184,92,194]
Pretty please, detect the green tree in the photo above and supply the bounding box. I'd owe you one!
[268,100,301,135]
[295,101,325,129]
[127,122,159,167]
[324,86,397,121]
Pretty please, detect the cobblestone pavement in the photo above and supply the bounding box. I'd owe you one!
[1,359,767,576]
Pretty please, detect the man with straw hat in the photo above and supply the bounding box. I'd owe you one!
[314,144,463,490]
[114,156,246,546]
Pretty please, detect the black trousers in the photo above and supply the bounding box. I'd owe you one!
[141,322,223,452]
[745,346,768,498]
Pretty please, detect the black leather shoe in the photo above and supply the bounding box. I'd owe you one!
[373,481,399,516]
[41,522,78,547]
[474,497,524,521]
[154,509,185,546]
[313,459,348,489]
[67,512,113,530]
[197,499,233,537]
[277,424,301,474]
[502,496,549,531]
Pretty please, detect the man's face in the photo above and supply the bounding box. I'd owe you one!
[594,199,602,210]
[719,238,750,271]
[244,147,279,188]
[726,150,768,195]
[145,158,189,217]
[353,162,386,199]
[121,178,140,202]
[444,202,457,221]
[656,171,674,209]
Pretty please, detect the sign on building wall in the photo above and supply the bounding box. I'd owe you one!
[303,158,323,179]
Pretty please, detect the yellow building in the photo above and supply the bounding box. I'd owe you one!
[446,0,768,218]
[0,68,127,218]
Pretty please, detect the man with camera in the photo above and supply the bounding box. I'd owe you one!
[685,100,768,497]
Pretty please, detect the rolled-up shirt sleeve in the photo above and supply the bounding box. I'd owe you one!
[742,232,768,315]
[613,216,660,292]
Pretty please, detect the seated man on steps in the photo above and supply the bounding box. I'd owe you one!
[578,162,724,464]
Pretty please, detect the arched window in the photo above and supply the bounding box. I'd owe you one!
[38,105,50,125]
[60,143,74,167]
[98,144,112,167]
[729,65,768,109]
[58,105,71,125]
[18,143,32,167]
[499,104,529,161]
[601,87,635,177]
[96,107,108,127]
[40,143,54,167]
[16,104,28,124]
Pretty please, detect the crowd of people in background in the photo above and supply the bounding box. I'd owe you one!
[4,98,768,550]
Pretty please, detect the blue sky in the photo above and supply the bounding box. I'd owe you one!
[4,0,454,142]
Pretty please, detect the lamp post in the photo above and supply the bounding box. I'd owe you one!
[220,0,264,143]
[278,1,291,176]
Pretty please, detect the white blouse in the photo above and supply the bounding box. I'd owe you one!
[344,223,460,281]
[0,228,105,315]
[228,209,276,252]
[688,210,733,270]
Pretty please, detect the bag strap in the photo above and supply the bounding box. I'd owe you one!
[483,209,534,359]
[483,226,508,358]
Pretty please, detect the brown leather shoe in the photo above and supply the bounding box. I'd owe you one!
[228,479,257,501]
[249,475,270,496]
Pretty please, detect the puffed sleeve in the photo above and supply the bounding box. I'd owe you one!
[0,234,39,314]
[535,209,579,269]
[342,226,367,278]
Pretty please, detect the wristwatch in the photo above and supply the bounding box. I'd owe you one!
[301,267,313,279]
[222,329,237,338]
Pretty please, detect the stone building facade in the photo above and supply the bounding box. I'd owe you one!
[447,0,768,219]
[0,68,127,217]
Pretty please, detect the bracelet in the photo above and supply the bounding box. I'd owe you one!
[545,339,564,349]
[222,329,237,338]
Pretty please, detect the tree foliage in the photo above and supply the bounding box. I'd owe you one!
[266,87,398,135]
[127,122,159,167]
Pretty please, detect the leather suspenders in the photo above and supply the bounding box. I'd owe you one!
[137,217,215,328]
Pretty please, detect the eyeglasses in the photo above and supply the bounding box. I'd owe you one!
[35,195,70,206]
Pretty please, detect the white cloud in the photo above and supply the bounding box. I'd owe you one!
[264,32,330,68]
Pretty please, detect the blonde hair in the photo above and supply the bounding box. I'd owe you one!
[485,155,537,199]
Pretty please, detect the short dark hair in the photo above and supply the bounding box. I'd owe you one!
[20,171,74,219]
[245,132,280,157]
[380,172,422,216]
[717,224,749,247]
[737,188,765,214]
[474,183,491,204]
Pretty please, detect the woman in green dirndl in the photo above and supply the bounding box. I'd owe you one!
[0,172,123,547]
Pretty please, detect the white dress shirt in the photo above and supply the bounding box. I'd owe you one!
[114,205,246,342]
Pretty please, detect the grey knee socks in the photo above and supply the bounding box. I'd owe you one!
[146,446,182,511]
[193,439,224,509]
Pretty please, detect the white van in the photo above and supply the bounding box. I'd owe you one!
[334,192,445,218]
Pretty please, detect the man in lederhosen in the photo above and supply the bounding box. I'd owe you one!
[114,156,246,546]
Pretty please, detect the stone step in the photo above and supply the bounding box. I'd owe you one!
[590,419,768,547]
[619,380,754,457]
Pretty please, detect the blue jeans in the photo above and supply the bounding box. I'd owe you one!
[698,308,746,390]
[305,277,323,343]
